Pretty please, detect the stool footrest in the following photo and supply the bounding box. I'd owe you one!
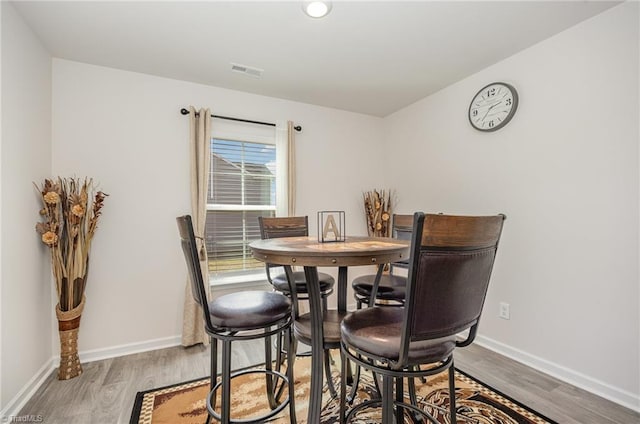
[345,397,440,424]
[206,368,291,424]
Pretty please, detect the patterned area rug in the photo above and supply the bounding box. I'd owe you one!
[130,355,558,424]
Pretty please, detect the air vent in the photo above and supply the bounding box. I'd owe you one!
[231,63,263,79]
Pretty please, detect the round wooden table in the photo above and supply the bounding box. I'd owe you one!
[250,236,410,424]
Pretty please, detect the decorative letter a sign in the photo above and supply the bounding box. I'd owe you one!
[317,211,345,243]
[323,214,341,241]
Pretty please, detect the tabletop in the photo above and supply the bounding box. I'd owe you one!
[249,235,410,267]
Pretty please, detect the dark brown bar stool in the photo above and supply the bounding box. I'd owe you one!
[351,214,413,308]
[176,215,296,424]
[348,214,415,404]
[258,216,336,310]
[340,212,506,424]
[258,216,340,396]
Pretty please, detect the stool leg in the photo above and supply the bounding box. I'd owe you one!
[381,375,393,424]
[324,350,338,399]
[345,355,354,385]
[221,340,232,424]
[286,326,297,423]
[265,332,278,410]
[209,336,218,413]
[408,369,424,424]
[346,356,361,404]
[339,347,348,424]
[347,298,363,403]
[275,331,284,368]
[274,340,288,403]
[274,329,291,404]
[371,369,383,400]
[448,359,457,424]
[395,376,404,424]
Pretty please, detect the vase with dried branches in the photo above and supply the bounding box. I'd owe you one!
[363,189,393,237]
[35,177,107,380]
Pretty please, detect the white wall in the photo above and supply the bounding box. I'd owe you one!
[51,59,385,355]
[384,2,639,409]
[0,1,53,414]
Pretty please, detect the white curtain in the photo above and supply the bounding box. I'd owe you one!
[182,106,211,347]
[287,121,296,216]
[275,121,296,216]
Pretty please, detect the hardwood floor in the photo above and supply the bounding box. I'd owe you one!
[18,341,639,424]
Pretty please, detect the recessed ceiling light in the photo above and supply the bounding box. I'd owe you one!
[302,1,332,19]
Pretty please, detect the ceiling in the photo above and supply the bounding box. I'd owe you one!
[12,1,619,117]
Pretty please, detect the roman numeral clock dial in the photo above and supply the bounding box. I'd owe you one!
[468,82,518,132]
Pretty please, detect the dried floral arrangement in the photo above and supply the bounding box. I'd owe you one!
[35,177,107,311]
[363,189,393,237]
[35,177,107,379]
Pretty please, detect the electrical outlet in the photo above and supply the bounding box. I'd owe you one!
[499,302,510,320]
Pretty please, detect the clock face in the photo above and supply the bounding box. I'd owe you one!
[468,82,518,132]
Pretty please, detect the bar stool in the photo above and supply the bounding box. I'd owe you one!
[258,216,336,310]
[176,215,296,424]
[351,214,413,308]
[348,214,418,405]
[258,215,340,397]
[340,213,506,424]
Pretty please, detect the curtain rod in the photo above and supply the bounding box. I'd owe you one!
[180,108,302,132]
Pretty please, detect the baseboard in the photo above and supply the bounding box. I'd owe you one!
[54,335,182,366]
[0,358,55,421]
[2,335,182,420]
[475,334,640,413]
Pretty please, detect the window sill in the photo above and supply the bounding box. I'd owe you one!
[209,270,269,291]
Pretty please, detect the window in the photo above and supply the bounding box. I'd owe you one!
[205,121,287,282]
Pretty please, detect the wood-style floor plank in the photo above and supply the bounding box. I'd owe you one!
[454,344,639,424]
[17,341,639,423]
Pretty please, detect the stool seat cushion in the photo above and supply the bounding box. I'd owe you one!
[352,274,407,301]
[341,307,456,365]
[272,271,335,294]
[294,309,348,347]
[209,291,291,330]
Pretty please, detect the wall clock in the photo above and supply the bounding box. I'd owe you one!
[468,82,518,132]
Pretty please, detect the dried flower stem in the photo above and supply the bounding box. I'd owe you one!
[35,177,107,312]
[363,189,393,237]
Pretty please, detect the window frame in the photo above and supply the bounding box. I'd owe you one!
[207,121,288,286]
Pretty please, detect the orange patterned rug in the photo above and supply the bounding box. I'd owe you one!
[130,355,557,424]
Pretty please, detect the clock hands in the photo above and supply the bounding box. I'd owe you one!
[477,91,512,123]
[481,100,502,122]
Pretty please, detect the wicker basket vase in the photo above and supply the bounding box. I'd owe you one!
[55,297,85,380]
